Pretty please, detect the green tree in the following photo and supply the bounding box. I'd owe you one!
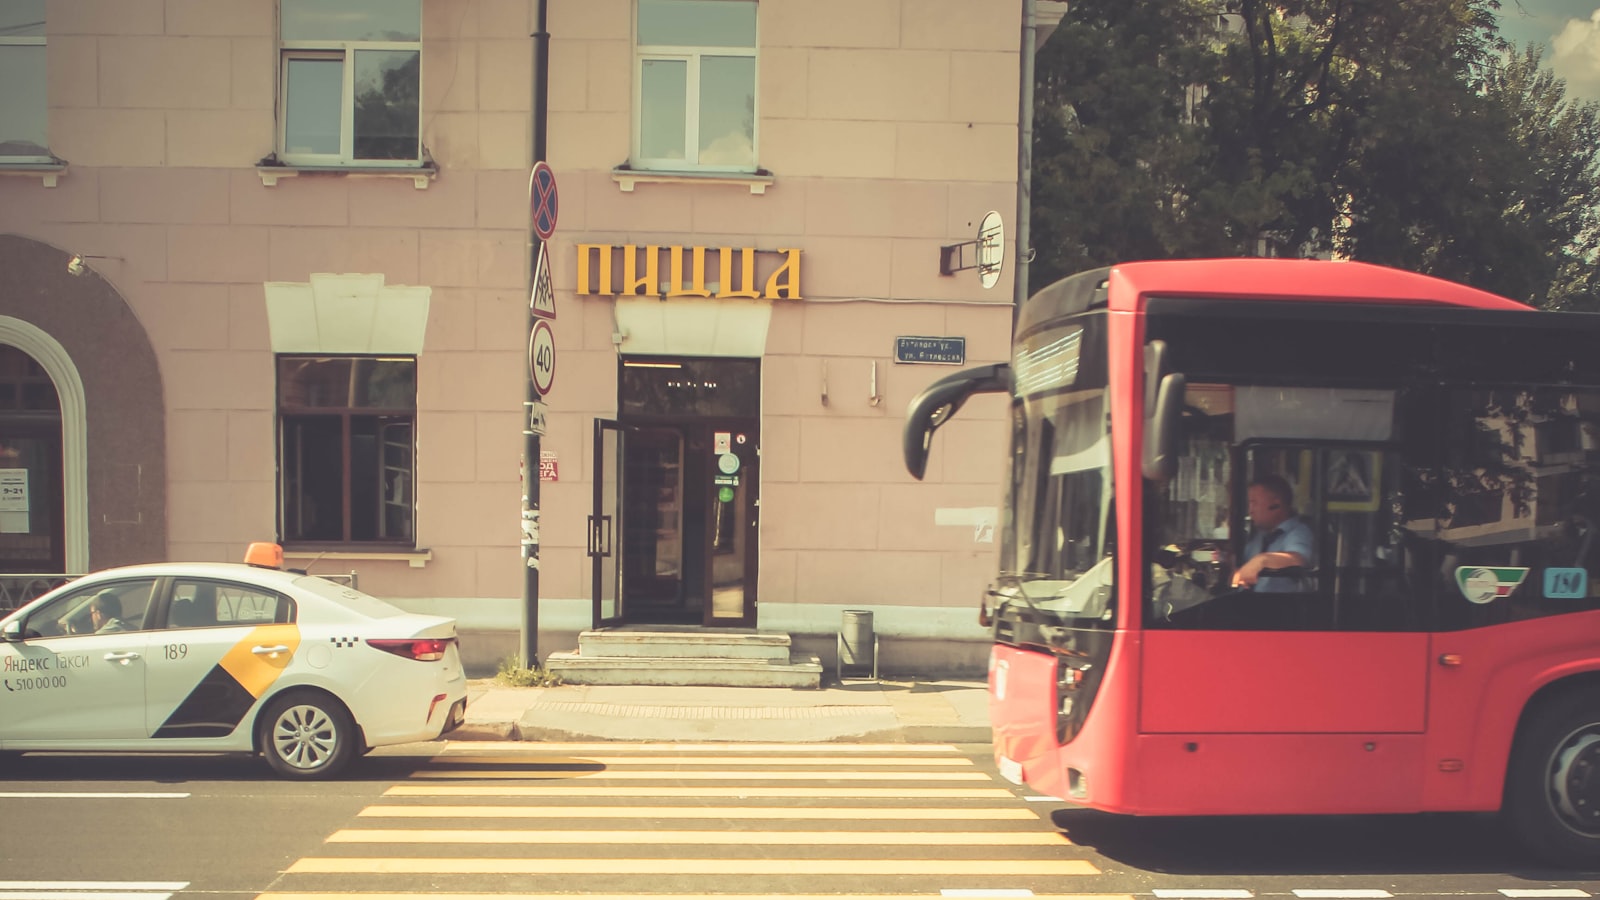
[1028,0,1600,308]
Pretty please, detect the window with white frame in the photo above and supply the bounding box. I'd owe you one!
[0,0,48,162]
[633,0,757,172]
[278,0,421,166]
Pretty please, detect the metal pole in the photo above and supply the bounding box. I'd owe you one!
[1014,0,1038,317]
[521,0,550,666]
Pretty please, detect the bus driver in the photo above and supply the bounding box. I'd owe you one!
[1230,474,1314,591]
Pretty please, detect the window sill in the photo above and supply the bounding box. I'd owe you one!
[285,549,433,569]
[612,167,774,195]
[0,160,68,188]
[257,161,438,189]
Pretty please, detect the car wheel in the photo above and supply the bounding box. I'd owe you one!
[258,690,356,780]
[1505,687,1600,867]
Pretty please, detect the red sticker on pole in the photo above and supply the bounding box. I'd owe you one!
[530,161,559,242]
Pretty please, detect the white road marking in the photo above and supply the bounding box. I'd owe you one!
[1499,891,1592,898]
[0,881,188,900]
[0,792,188,799]
[1293,891,1394,898]
[941,891,1036,897]
[1153,892,1253,899]
[1023,796,1058,802]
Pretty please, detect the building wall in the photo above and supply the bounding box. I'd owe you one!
[0,0,1020,674]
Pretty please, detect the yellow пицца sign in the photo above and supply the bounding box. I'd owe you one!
[576,244,801,301]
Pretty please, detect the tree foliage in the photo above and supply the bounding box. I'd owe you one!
[1029,0,1600,309]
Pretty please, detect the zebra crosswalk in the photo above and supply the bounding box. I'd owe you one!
[256,742,1115,900]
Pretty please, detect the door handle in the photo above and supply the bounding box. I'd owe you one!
[599,514,613,557]
[103,651,140,663]
[252,645,291,656]
[586,515,598,557]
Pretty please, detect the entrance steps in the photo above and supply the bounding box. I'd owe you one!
[544,627,823,688]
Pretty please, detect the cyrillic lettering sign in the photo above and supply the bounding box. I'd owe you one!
[577,244,802,300]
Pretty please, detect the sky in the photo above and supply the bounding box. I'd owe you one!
[1497,0,1600,102]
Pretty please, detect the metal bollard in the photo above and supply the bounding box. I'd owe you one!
[838,609,878,681]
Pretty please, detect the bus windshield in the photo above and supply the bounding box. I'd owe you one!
[1000,318,1113,624]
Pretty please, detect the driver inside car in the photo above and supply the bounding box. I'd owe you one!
[1231,474,1314,591]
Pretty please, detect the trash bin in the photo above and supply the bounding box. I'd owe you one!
[838,609,877,680]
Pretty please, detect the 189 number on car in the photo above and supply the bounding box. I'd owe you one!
[163,644,188,660]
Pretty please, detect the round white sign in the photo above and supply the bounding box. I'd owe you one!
[718,452,741,474]
[529,319,556,396]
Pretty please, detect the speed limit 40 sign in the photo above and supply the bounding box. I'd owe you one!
[528,319,556,396]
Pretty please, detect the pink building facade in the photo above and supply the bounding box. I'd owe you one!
[0,0,1023,674]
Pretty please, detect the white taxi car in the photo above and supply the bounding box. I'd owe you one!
[0,543,467,779]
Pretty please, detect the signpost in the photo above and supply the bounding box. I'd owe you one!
[522,0,553,667]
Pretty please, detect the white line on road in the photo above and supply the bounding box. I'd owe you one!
[1153,892,1253,899]
[0,883,181,890]
[1293,891,1394,898]
[0,881,187,900]
[0,884,187,890]
[1499,891,1592,898]
[941,891,1036,897]
[0,792,189,799]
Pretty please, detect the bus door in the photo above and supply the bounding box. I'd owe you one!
[1141,387,1431,811]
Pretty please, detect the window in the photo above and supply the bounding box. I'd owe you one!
[277,0,421,166]
[20,579,155,638]
[168,580,293,628]
[633,0,757,172]
[0,0,48,162]
[277,356,416,546]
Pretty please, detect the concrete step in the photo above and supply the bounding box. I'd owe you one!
[575,629,792,661]
[544,652,824,689]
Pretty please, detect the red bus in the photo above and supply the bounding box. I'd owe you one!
[904,258,1600,865]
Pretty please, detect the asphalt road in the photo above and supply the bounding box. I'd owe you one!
[2,742,1597,900]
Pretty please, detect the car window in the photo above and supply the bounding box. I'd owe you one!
[168,579,293,629]
[22,579,157,638]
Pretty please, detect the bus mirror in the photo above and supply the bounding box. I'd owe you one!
[1144,340,1168,412]
[903,363,1012,481]
[1142,372,1186,482]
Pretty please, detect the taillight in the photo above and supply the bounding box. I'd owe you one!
[368,637,455,661]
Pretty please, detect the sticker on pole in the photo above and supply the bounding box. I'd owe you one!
[530,243,556,320]
[528,319,556,396]
[530,161,559,241]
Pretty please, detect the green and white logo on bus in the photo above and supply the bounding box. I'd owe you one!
[1455,566,1530,605]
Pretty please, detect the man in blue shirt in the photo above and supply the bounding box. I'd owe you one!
[1231,474,1315,592]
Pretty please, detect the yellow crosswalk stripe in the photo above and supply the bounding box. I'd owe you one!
[357,805,1038,820]
[385,785,1016,798]
[327,828,1072,846]
[422,756,976,767]
[262,894,1134,900]
[412,769,992,781]
[284,857,1101,876]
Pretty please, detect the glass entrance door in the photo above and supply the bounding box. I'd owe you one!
[0,345,64,576]
[589,419,622,628]
[613,357,760,626]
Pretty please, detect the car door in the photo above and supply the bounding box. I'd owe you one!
[145,578,297,741]
[0,579,156,744]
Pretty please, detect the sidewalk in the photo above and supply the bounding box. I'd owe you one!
[450,678,992,744]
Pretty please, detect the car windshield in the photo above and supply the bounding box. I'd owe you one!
[293,575,406,618]
[1001,318,1114,622]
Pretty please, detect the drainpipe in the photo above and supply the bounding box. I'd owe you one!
[1014,0,1038,319]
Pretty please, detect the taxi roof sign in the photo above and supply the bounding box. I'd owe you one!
[244,542,284,569]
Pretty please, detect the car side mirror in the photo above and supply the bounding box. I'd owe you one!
[2,619,23,642]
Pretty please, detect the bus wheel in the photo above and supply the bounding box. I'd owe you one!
[1506,688,1600,866]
